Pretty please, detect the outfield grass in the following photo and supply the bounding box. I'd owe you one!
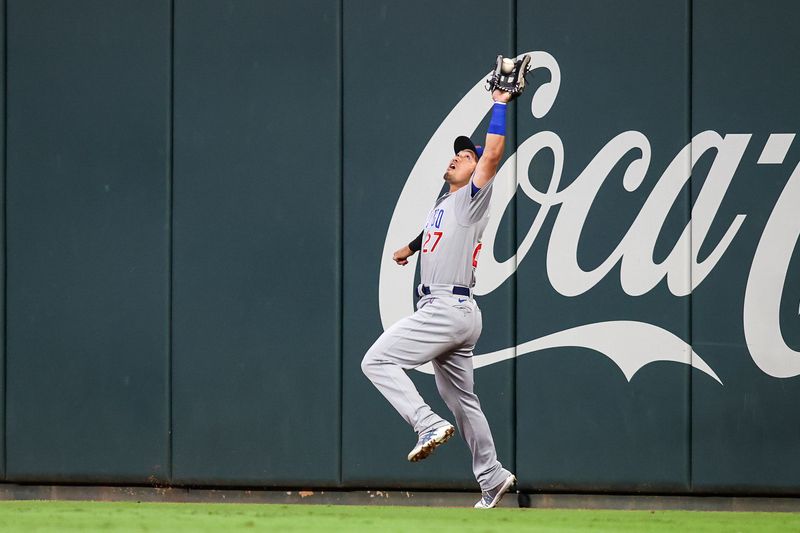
[1,501,799,532]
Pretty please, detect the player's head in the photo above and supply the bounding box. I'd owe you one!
[444,136,483,187]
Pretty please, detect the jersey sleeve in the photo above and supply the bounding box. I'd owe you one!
[452,175,494,225]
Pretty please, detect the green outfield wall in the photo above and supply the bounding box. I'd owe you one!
[1,0,799,494]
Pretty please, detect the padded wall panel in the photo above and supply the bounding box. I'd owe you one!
[691,0,800,492]
[5,0,170,481]
[514,0,692,491]
[0,0,5,480]
[341,0,516,489]
[171,0,341,485]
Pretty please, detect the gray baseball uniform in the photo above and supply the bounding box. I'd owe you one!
[361,175,512,492]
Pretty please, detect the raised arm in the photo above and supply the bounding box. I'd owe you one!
[472,89,512,190]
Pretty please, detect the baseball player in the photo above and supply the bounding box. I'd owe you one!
[362,56,530,509]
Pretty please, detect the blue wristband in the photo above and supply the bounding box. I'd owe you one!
[487,102,507,136]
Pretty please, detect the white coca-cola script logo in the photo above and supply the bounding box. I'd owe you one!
[380,51,800,384]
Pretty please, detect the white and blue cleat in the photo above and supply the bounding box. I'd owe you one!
[474,474,517,509]
[407,424,455,462]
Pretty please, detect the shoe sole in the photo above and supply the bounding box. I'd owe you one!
[485,474,516,509]
[408,426,455,462]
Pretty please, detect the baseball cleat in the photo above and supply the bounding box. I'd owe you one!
[407,424,455,462]
[474,473,516,509]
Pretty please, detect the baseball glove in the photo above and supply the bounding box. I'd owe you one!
[485,54,532,99]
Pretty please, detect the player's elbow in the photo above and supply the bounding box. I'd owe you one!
[481,142,505,162]
[482,150,502,166]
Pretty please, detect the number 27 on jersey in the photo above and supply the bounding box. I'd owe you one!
[422,231,442,253]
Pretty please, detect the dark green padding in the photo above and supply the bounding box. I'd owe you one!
[170,0,341,485]
[0,0,5,480]
[341,0,516,489]
[1,0,799,494]
[514,0,692,491]
[5,0,171,482]
[690,0,800,493]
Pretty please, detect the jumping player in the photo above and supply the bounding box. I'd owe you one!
[361,78,517,508]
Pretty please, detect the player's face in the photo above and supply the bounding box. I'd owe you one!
[443,150,478,187]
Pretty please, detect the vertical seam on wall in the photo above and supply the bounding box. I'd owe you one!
[511,0,518,478]
[337,0,344,487]
[167,0,175,483]
[2,0,7,481]
[687,0,694,493]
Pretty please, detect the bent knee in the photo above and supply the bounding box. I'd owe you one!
[361,351,378,377]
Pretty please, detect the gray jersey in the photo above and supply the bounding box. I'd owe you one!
[419,177,494,288]
[362,174,512,495]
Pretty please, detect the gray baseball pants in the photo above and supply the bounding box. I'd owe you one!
[361,284,511,492]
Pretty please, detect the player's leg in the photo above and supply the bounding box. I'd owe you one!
[434,350,517,508]
[432,350,513,493]
[361,299,460,435]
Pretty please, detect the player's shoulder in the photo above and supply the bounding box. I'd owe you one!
[458,178,492,200]
[453,183,471,198]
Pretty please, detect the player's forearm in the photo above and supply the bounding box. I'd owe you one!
[408,231,424,253]
[393,231,423,266]
[473,102,507,187]
[481,133,505,167]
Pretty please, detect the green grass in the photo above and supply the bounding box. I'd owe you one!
[1,501,799,532]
